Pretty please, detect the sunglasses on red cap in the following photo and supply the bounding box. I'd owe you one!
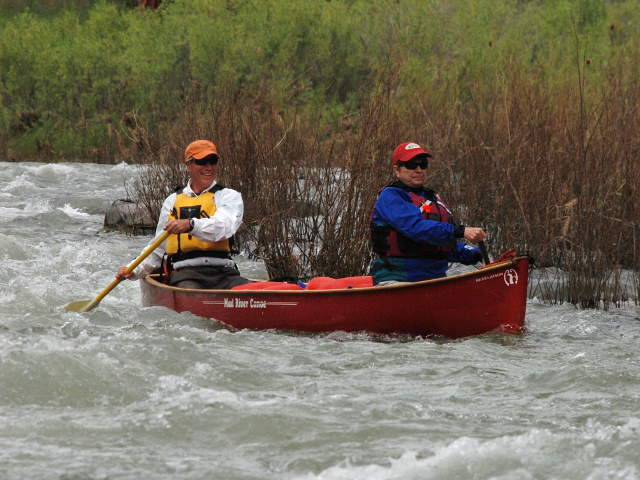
[188,154,218,166]
[399,158,429,170]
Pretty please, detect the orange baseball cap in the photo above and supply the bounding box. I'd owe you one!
[184,140,219,160]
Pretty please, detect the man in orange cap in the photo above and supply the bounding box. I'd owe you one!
[369,142,487,284]
[117,140,250,289]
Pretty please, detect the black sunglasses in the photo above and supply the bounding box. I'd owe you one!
[401,158,429,170]
[188,155,218,166]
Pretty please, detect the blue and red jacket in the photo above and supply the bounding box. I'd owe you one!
[370,181,481,283]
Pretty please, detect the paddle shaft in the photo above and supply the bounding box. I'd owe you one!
[74,230,170,312]
[478,241,490,265]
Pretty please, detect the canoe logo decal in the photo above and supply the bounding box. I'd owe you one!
[475,269,519,285]
[202,298,298,309]
[503,269,519,286]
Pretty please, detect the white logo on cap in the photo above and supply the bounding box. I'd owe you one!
[405,143,421,150]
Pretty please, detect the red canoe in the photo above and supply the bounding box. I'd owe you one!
[140,256,530,338]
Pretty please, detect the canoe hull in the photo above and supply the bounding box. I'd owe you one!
[141,257,529,338]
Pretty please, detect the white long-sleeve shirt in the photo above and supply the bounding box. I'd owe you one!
[130,180,244,279]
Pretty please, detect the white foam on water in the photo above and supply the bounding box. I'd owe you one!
[0,199,53,221]
[0,328,99,357]
[295,427,639,480]
[0,233,30,260]
[21,163,81,185]
[145,373,295,413]
[0,289,17,305]
[617,418,640,439]
[3,174,35,193]
[110,161,131,170]
[58,203,91,218]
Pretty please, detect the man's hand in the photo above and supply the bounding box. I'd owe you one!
[116,266,133,280]
[163,219,192,234]
[463,227,487,244]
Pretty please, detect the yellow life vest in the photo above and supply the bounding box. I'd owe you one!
[165,189,231,257]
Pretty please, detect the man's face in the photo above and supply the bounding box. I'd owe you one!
[393,155,428,188]
[185,156,218,186]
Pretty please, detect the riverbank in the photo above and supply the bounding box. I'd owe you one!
[2,0,639,163]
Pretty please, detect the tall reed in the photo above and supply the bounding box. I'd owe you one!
[129,52,640,307]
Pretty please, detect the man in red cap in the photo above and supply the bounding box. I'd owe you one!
[117,140,250,289]
[369,142,487,284]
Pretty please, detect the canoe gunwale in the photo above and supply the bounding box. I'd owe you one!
[142,256,528,295]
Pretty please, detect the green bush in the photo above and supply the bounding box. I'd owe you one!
[0,0,638,160]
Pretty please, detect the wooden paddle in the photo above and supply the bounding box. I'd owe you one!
[478,240,491,265]
[65,230,170,312]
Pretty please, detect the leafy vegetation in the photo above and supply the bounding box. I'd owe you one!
[2,0,637,161]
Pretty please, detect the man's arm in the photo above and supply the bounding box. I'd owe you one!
[374,188,459,245]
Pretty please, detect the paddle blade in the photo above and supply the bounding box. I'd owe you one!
[64,299,99,312]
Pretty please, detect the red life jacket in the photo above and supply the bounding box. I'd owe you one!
[371,182,457,259]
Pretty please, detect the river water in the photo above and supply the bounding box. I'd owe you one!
[1,161,640,480]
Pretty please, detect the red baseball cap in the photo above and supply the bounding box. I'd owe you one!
[392,142,432,165]
[184,140,219,161]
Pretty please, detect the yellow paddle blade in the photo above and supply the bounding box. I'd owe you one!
[64,299,99,313]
